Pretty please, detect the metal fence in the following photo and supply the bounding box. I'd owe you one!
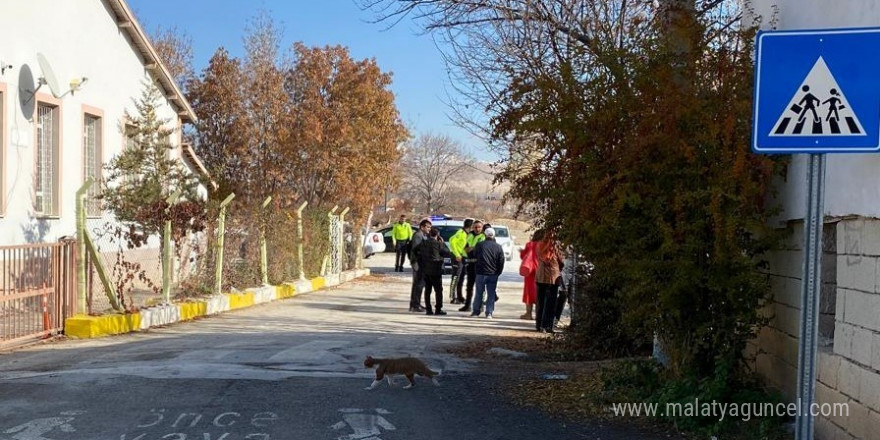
[72,193,361,314]
[330,214,343,274]
[84,216,163,314]
[0,240,76,349]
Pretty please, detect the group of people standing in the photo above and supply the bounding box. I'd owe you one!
[390,214,570,331]
[393,216,505,318]
[519,229,569,333]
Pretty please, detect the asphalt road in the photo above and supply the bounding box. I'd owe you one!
[0,253,657,440]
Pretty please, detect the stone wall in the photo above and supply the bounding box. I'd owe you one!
[753,218,880,439]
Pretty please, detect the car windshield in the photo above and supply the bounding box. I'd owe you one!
[493,227,509,238]
[433,225,460,242]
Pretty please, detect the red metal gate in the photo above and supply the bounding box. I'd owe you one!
[0,240,77,349]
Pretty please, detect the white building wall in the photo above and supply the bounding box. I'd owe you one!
[750,0,880,222]
[0,0,185,245]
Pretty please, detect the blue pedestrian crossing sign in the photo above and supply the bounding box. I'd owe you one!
[753,28,880,153]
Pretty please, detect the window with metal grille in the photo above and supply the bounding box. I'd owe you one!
[35,104,59,216]
[83,114,102,216]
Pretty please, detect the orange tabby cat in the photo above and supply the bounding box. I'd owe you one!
[363,355,440,390]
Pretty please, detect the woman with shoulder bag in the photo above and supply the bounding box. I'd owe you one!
[519,229,543,320]
[535,230,564,333]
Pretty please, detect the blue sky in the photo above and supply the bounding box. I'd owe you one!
[128,0,494,160]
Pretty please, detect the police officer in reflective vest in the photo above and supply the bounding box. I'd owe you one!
[392,215,413,272]
[448,218,473,304]
[459,220,485,312]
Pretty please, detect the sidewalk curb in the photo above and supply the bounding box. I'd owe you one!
[64,269,371,339]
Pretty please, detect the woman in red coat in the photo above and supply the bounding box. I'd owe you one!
[519,230,544,320]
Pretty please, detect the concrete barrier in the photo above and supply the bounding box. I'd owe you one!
[324,274,341,287]
[293,280,313,294]
[138,304,180,329]
[206,294,230,315]
[64,269,370,339]
[251,286,276,304]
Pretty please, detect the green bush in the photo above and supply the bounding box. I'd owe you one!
[600,359,789,440]
[497,7,786,382]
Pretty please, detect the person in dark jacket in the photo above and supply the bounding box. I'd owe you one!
[471,228,505,318]
[407,219,432,312]
[459,220,485,312]
[419,228,454,315]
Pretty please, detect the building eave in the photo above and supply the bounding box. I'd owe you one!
[182,143,219,191]
[104,0,197,124]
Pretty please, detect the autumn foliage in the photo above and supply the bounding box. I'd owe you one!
[362,0,786,382]
[175,15,408,286]
[132,15,408,290]
[186,15,407,223]
[493,7,785,378]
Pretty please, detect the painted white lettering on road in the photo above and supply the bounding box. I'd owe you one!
[213,412,240,428]
[249,413,278,428]
[2,411,84,440]
[122,409,272,440]
[137,409,167,428]
[330,408,396,440]
[172,413,204,428]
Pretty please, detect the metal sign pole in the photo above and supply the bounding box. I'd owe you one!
[795,153,826,440]
[751,27,880,440]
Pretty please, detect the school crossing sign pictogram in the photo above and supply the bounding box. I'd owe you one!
[753,28,880,153]
[770,57,865,136]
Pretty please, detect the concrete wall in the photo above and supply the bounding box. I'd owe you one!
[0,0,191,244]
[746,2,880,438]
[751,221,835,400]
[753,218,880,439]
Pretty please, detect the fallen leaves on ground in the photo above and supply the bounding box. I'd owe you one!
[444,332,672,436]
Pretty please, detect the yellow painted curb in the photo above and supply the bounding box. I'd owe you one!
[178,302,207,321]
[64,273,361,339]
[311,277,326,291]
[227,292,255,310]
[65,313,142,338]
[277,284,296,299]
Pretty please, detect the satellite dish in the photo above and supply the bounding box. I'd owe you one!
[18,64,36,116]
[36,52,62,99]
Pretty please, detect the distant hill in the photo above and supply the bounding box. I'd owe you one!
[378,160,531,226]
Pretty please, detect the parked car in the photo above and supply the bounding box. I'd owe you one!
[490,225,515,261]
[363,231,385,258]
[373,224,419,252]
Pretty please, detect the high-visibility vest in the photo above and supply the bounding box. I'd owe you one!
[467,233,485,248]
[449,229,468,258]
[392,222,413,244]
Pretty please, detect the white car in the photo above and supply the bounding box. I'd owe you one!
[363,231,385,258]
[490,225,515,261]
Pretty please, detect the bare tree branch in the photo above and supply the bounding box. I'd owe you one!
[399,133,473,213]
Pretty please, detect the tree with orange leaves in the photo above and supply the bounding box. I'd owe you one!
[284,42,408,220]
